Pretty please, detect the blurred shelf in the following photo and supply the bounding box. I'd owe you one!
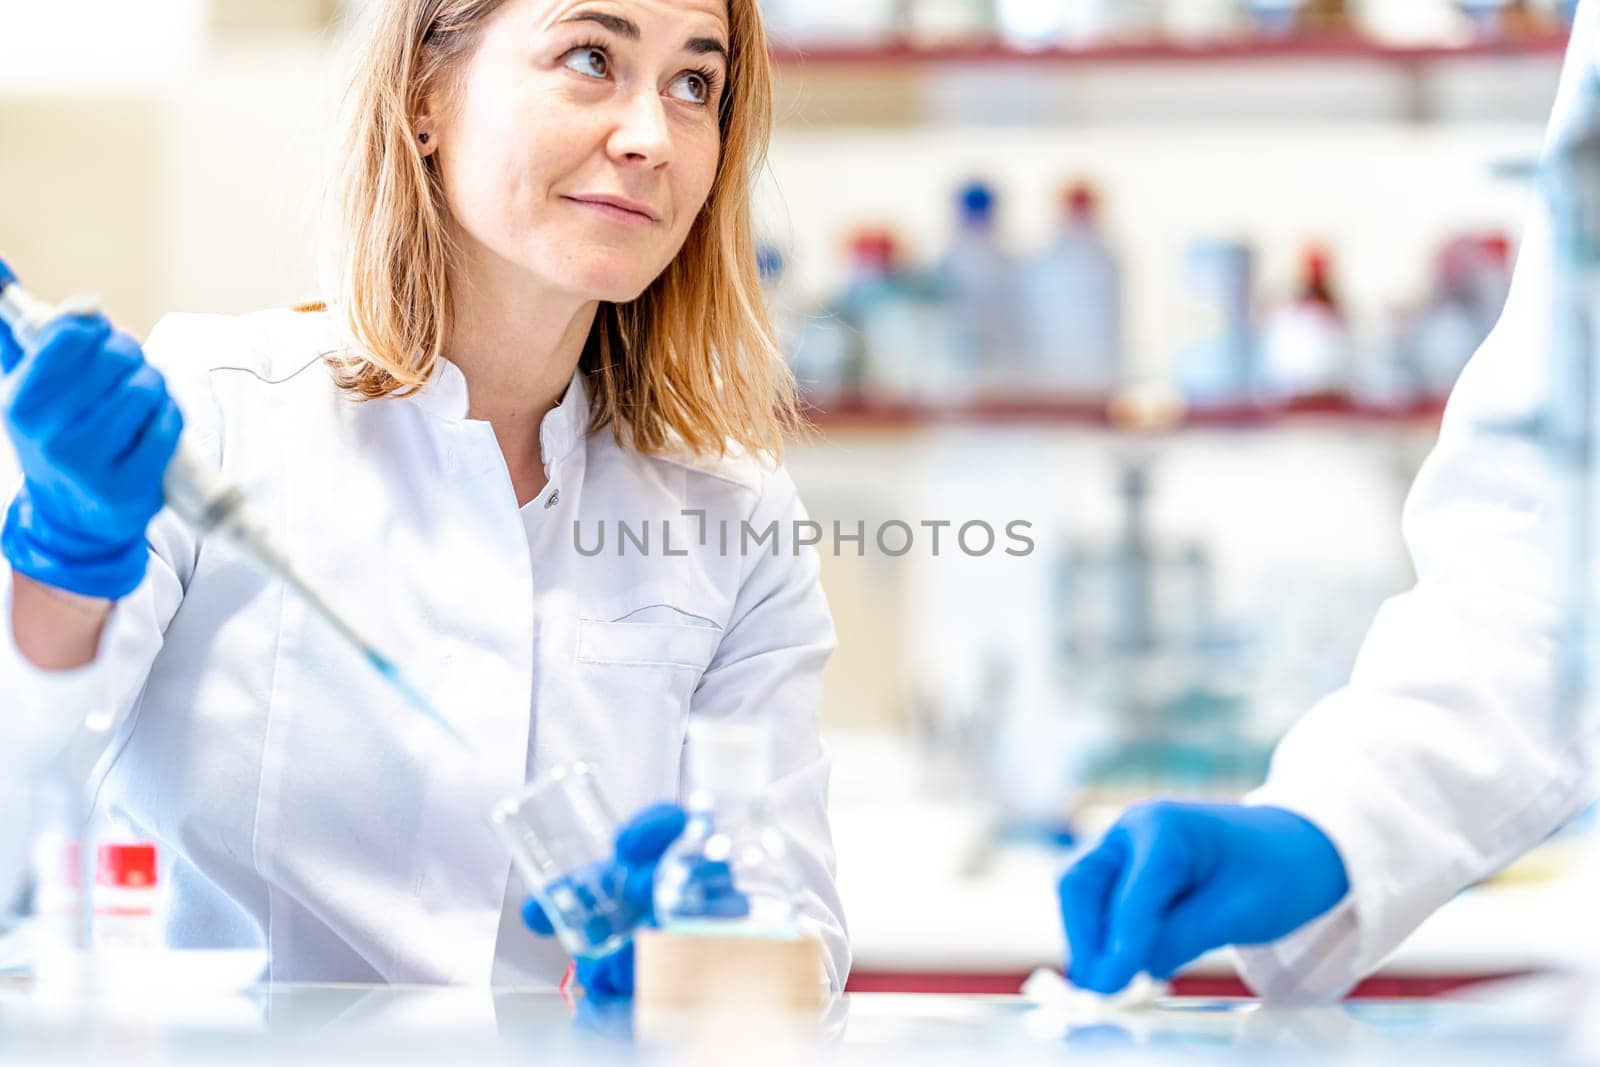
[767,33,1569,126]
[802,392,1448,433]
[770,33,1574,69]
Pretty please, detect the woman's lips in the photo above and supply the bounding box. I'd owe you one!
[563,195,658,227]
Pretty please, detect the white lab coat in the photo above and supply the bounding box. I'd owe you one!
[1235,3,1600,1002]
[0,306,850,988]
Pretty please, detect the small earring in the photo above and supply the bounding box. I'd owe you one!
[418,132,431,145]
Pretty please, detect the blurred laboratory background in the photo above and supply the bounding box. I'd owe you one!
[0,0,1583,997]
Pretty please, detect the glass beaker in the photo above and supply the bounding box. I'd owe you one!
[491,762,639,962]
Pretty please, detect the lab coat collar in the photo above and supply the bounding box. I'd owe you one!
[417,359,590,466]
[539,370,589,468]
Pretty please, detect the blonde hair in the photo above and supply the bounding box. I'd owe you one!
[331,0,797,458]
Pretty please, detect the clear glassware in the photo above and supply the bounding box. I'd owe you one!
[491,762,640,962]
[654,721,804,939]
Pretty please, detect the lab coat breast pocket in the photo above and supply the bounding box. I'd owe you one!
[565,607,722,803]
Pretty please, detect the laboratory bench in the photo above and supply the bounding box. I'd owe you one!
[834,800,1588,999]
[0,977,1583,1065]
[844,869,1574,998]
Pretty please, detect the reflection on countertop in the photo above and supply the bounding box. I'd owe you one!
[0,976,1584,1065]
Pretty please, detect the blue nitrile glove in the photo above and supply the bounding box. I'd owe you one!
[1,314,184,600]
[1058,801,1350,995]
[522,803,688,1001]
[0,311,21,374]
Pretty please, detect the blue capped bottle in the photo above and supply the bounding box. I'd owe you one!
[653,719,804,939]
[938,180,1024,390]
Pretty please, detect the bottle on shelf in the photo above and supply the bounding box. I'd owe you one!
[1174,238,1257,406]
[1407,232,1512,396]
[1454,0,1551,41]
[908,0,995,46]
[1020,181,1124,394]
[1257,244,1351,401]
[995,0,1071,48]
[937,180,1023,391]
[757,0,903,45]
[1245,0,1353,37]
[1353,0,1464,44]
[1159,0,1243,43]
[810,227,954,403]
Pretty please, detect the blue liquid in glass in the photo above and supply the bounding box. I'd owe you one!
[540,864,640,961]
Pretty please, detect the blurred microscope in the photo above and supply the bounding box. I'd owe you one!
[1046,456,1272,824]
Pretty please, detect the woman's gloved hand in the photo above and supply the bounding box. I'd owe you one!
[1,314,184,600]
[1058,801,1350,995]
[521,803,688,1001]
[0,315,21,373]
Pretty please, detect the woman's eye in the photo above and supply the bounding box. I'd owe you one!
[668,71,711,105]
[563,46,609,79]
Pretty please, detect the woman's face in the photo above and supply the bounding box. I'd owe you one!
[427,0,729,304]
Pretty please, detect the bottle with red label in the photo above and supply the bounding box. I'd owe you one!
[1258,244,1351,402]
[93,842,161,951]
[1021,181,1124,394]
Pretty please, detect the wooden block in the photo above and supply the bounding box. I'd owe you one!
[635,928,828,1020]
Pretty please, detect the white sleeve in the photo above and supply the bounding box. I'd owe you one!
[1235,2,1600,1003]
[684,467,850,992]
[1,314,221,775]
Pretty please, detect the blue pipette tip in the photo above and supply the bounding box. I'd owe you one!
[0,258,16,290]
[366,649,469,748]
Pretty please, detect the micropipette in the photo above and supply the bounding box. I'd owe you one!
[0,260,465,747]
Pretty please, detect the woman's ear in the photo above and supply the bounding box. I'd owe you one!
[415,97,439,158]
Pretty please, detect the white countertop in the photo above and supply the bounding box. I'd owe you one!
[834,797,1586,980]
[0,980,1578,1065]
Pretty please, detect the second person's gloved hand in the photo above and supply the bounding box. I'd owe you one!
[522,803,688,1001]
[1,314,184,600]
[1058,801,1350,995]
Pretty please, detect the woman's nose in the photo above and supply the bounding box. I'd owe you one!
[606,88,673,169]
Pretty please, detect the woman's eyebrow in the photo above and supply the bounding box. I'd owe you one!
[559,11,640,38]
[685,36,728,61]
[556,11,727,61]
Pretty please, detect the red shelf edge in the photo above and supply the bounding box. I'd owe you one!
[844,969,1536,999]
[801,394,1448,433]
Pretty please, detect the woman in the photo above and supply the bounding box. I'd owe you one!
[0,0,847,995]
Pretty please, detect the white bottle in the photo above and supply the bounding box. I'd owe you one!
[1257,246,1350,401]
[996,0,1070,48]
[92,842,161,952]
[1160,0,1240,42]
[1021,182,1123,393]
[28,764,91,1002]
[908,0,994,45]
[759,0,902,44]
[1174,239,1256,405]
[938,180,1023,389]
[1244,0,1306,37]
[834,229,957,401]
